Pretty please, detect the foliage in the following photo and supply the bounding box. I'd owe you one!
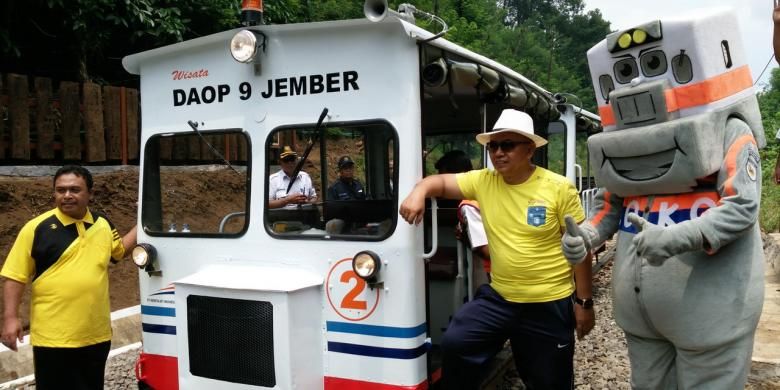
[412,0,611,111]
[0,0,611,106]
[758,68,780,232]
[760,143,780,232]
[1,0,241,82]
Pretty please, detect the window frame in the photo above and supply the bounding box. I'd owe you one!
[140,128,252,238]
[264,119,400,242]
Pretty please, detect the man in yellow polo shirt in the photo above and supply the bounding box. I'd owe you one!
[400,109,594,389]
[1,165,137,390]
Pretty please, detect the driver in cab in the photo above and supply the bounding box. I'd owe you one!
[327,156,366,201]
[269,146,317,208]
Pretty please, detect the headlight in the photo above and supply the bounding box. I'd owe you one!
[352,251,381,282]
[618,32,632,49]
[230,30,260,63]
[632,29,647,45]
[132,243,157,268]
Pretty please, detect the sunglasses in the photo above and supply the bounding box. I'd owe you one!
[486,140,531,153]
[281,156,297,163]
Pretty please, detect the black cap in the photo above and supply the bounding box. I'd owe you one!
[338,155,355,169]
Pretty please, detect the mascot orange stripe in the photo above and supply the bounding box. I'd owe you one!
[598,106,615,126]
[598,65,752,126]
[590,190,612,227]
[721,134,756,198]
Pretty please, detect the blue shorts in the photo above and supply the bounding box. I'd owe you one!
[440,284,575,390]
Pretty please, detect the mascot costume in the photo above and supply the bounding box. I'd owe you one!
[562,8,766,389]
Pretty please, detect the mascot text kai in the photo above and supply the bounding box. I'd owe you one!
[562,8,766,389]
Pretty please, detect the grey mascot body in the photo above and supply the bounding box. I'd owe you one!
[563,8,766,389]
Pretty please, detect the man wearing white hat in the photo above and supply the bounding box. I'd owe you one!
[400,109,593,389]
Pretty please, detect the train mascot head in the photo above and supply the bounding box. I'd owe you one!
[587,8,764,195]
[576,7,766,388]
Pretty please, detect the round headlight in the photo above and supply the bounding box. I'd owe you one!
[352,251,381,280]
[618,32,632,49]
[230,30,259,63]
[632,29,647,45]
[132,244,157,268]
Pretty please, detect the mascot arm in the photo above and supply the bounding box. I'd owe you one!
[628,214,702,265]
[691,118,760,253]
[628,119,759,263]
[562,188,623,264]
[585,187,623,245]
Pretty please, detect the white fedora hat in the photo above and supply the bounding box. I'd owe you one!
[475,109,547,148]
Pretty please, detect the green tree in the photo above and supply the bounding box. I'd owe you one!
[1,0,243,82]
[758,68,780,231]
[1,0,609,100]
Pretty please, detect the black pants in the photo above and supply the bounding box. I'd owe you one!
[33,341,111,390]
[440,285,575,390]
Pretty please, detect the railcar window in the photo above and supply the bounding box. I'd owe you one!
[424,134,484,175]
[141,130,250,237]
[545,120,570,176]
[545,123,590,180]
[266,122,398,240]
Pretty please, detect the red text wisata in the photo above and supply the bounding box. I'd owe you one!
[171,69,209,80]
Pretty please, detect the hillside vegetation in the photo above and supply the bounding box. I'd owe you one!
[759,69,780,232]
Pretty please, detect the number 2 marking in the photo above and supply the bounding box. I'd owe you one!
[340,270,367,310]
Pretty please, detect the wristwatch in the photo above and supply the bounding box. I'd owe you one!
[575,297,594,309]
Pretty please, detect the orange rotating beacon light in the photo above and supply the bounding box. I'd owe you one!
[241,0,264,26]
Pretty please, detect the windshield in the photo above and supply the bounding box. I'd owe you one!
[265,121,397,240]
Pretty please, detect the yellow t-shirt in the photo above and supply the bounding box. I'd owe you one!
[456,167,585,302]
[1,208,125,347]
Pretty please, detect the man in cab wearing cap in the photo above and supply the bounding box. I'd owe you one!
[269,146,317,209]
[327,156,366,201]
[400,109,594,390]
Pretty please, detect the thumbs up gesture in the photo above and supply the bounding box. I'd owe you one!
[627,213,669,266]
[626,213,703,266]
[561,215,592,265]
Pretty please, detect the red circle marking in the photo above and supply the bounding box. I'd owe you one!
[326,258,380,321]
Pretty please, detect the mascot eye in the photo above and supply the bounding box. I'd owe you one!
[613,58,638,84]
[648,57,660,69]
[640,50,667,77]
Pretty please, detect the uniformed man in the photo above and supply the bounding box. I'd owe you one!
[327,156,366,201]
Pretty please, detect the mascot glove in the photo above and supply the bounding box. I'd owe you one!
[561,215,592,265]
[627,213,703,266]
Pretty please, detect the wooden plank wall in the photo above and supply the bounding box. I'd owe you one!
[0,73,248,165]
[59,81,81,160]
[126,88,139,159]
[8,74,29,160]
[0,73,141,164]
[0,76,4,159]
[103,86,122,160]
[34,78,55,160]
[83,82,106,162]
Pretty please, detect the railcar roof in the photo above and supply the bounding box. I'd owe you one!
[122,16,599,124]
